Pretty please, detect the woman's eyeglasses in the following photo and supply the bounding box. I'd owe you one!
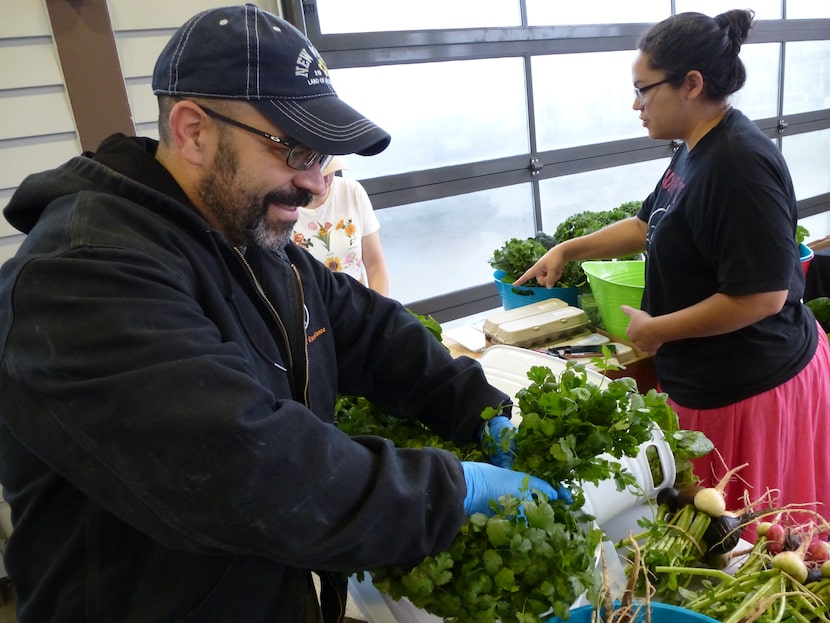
[633,77,675,103]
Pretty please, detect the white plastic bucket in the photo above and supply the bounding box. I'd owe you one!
[581,426,675,525]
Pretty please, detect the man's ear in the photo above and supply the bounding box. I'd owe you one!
[168,100,212,166]
[684,70,705,99]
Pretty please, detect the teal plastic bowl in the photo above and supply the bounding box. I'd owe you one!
[800,242,814,276]
[493,270,579,310]
[545,602,718,623]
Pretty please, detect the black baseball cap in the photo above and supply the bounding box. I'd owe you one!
[152,4,390,156]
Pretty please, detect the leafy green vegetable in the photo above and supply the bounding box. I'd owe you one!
[552,201,642,244]
[551,201,643,288]
[336,314,712,622]
[489,237,584,289]
[796,224,810,245]
[488,202,642,290]
[370,490,602,623]
[534,231,558,250]
[342,359,697,622]
[512,364,659,495]
[406,309,447,349]
[335,394,486,461]
[806,296,830,333]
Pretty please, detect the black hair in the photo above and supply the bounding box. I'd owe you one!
[637,9,755,100]
[157,96,235,146]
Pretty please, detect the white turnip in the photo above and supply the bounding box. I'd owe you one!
[771,550,809,583]
[693,487,727,517]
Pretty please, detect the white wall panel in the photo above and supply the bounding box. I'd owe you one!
[0,190,17,236]
[114,33,171,77]
[125,78,157,125]
[0,90,76,140]
[0,137,80,192]
[106,0,270,31]
[0,1,51,38]
[0,40,63,90]
[1,0,79,255]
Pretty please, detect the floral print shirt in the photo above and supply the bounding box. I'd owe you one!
[293,176,380,284]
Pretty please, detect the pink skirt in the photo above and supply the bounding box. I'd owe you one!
[668,327,830,530]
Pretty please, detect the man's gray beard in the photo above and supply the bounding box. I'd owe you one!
[250,218,294,252]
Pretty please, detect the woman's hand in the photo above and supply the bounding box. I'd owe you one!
[513,247,566,288]
[622,305,662,355]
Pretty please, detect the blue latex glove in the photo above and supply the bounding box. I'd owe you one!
[480,415,517,469]
[460,462,572,516]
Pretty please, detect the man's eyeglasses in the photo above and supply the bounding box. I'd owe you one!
[198,104,333,171]
[633,77,674,103]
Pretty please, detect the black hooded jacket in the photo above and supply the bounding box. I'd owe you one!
[0,134,510,622]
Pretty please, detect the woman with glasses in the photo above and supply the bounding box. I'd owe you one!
[518,9,830,524]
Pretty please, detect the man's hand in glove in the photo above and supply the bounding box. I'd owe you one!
[480,415,517,469]
[460,461,573,516]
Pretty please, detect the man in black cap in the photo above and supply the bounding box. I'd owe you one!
[0,5,567,622]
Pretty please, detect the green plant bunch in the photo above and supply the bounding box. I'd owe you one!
[370,489,602,623]
[796,224,810,245]
[552,201,642,243]
[550,201,643,287]
[511,365,664,494]
[489,234,585,289]
[339,356,712,623]
[806,296,830,341]
[489,201,643,291]
[335,394,487,461]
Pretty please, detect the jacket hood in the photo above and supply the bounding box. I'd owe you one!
[4,134,199,235]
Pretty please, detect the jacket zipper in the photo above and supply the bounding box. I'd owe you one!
[290,264,312,407]
[233,247,310,407]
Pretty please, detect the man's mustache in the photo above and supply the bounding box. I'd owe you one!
[262,189,313,210]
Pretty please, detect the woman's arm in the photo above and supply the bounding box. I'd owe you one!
[515,217,648,288]
[361,231,389,296]
[624,289,789,354]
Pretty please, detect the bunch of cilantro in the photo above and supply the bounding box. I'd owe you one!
[370,488,601,623]
[512,363,667,495]
[338,356,710,623]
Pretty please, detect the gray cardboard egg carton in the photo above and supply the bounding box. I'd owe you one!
[483,299,589,348]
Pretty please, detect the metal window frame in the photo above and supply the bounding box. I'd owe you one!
[290,1,830,320]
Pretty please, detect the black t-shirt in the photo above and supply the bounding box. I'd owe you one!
[637,108,818,409]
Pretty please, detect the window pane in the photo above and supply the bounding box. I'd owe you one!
[539,159,671,233]
[329,59,529,180]
[675,0,781,19]
[730,43,780,120]
[799,213,830,242]
[316,0,520,33]
[379,185,534,304]
[527,0,668,25]
[787,1,830,19]
[782,130,830,201]
[533,51,643,150]
[783,41,830,115]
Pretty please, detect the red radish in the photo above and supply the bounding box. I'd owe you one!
[765,522,786,544]
[767,541,783,555]
[808,538,830,564]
